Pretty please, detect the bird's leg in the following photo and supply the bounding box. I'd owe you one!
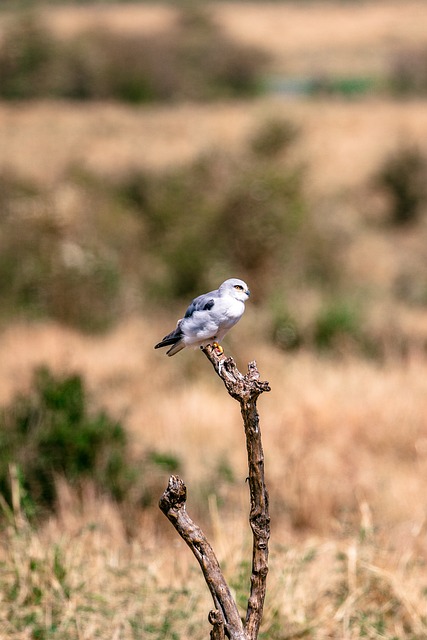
[212,342,224,355]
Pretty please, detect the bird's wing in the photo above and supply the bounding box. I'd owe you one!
[184,290,217,318]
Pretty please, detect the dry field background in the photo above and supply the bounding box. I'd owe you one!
[36,0,427,75]
[2,98,427,193]
[1,2,427,639]
[1,320,427,638]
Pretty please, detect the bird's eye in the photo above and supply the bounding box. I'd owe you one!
[234,284,244,290]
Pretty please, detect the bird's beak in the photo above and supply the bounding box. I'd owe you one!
[246,289,251,298]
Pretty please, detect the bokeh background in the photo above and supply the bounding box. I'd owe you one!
[1,1,427,638]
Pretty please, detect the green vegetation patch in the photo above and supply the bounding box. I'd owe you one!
[375,144,427,226]
[0,367,137,518]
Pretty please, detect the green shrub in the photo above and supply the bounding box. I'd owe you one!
[250,117,300,158]
[119,115,308,302]
[147,451,181,474]
[0,367,137,518]
[313,300,362,351]
[375,145,427,225]
[310,75,377,98]
[114,143,309,303]
[117,157,221,300]
[218,163,306,283]
[168,5,268,100]
[0,14,57,99]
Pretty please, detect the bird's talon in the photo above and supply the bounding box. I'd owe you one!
[212,342,224,355]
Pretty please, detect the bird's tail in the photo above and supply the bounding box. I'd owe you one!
[165,340,185,356]
[154,328,185,356]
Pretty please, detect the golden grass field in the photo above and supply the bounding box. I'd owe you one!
[2,98,427,194]
[1,319,427,638]
[1,2,427,638]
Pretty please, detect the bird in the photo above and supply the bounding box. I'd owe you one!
[154,278,250,356]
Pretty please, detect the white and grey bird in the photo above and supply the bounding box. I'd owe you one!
[154,278,250,356]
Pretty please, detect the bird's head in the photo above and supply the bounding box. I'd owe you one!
[219,278,251,302]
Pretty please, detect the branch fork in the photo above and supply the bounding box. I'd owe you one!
[159,345,271,640]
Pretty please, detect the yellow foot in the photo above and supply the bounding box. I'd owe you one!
[212,342,224,355]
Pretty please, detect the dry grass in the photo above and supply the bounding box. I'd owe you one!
[0,100,258,186]
[217,1,427,75]
[1,98,427,195]
[40,3,175,39]
[1,320,427,637]
[31,1,427,76]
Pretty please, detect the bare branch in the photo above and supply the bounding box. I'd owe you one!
[159,346,271,640]
[209,609,226,640]
[159,475,246,640]
[201,346,271,640]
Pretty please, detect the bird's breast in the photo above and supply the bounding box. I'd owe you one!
[220,299,244,324]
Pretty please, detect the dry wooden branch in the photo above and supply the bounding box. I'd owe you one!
[159,476,246,640]
[202,346,271,640]
[209,609,226,640]
[159,346,271,640]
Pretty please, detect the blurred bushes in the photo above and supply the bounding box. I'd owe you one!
[0,175,123,332]
[389,47,427,97]
[0,15,56,99]
[270,302,302,352]
[0,9,267,102]
[0,117,353,352]
[4,114,420,356]
[0,367,186,525]
[0,367,136,518]
[111,118,316,303]
[375,144,427,226]
[218,162,305,284]
[249,117,300,158]
[313,299,371,354]
[269,296,375,356]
